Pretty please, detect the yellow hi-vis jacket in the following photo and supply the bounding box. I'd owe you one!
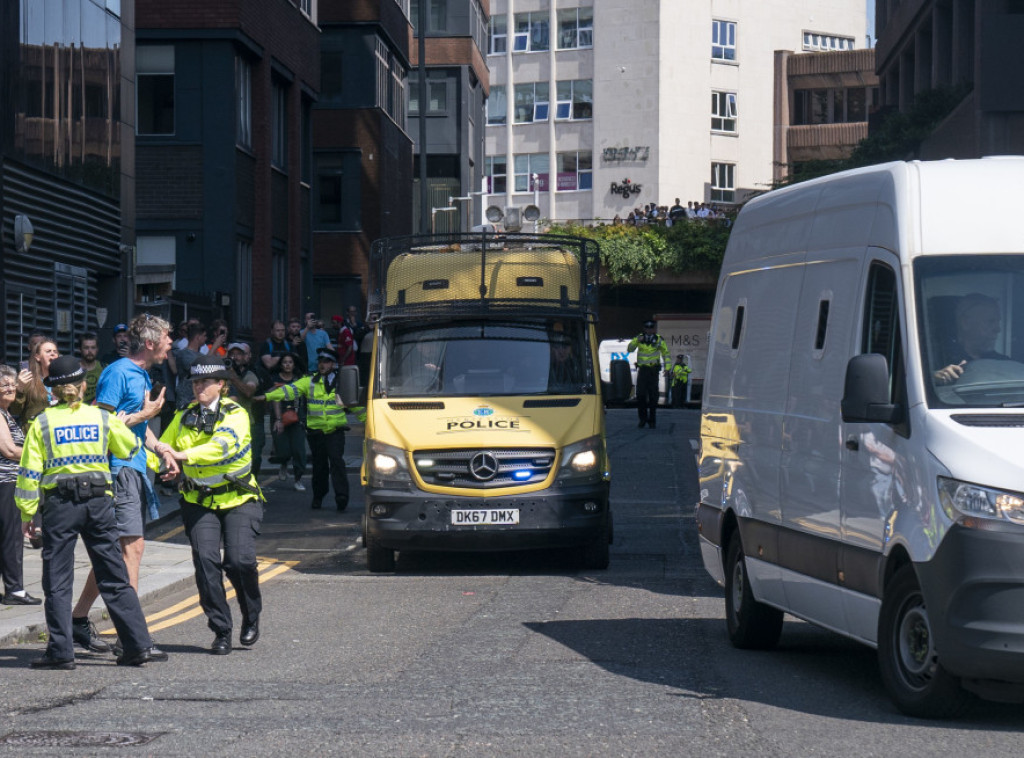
[160,398,262,510]
[627,333,670,370]
[15,403,141,521]
[671,363,692,386]
[265,374,348,433]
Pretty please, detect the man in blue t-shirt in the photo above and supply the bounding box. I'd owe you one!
[68,314,179,654]
[302,313,332,373]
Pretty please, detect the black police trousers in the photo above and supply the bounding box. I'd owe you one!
[636,365,661,425]
[181,499,263,635]
[307,428,349,508]
[39,491,153,660]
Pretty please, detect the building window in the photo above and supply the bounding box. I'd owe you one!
[298,0,312,17]
[792,87,869,125]
[711,91,737,132]
[802,32,854,51]
[485,155,507,194]
[390,56,406,126]
[236,56,252,150]
[514,153,549,193]
[236,240,253,331]
[137,45,174,136]
[556,151,592,191]
[409,72,448,116]
[558,8,593,49]
[513,12,550,52]
[301,98,311,184]
[272,81,287,169]
[712,20,736,61]
[272,248,288,322]
[487,85,507,125]
[315,151,362,230]
[711,162,735,202]
[555,80,592,120]
[321,50,343,101]
[514,82,549,123]
[489,14,507,55]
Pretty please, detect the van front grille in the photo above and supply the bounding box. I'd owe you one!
[413,448,555,489]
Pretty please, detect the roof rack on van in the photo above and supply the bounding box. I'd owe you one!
[367,232,600,323]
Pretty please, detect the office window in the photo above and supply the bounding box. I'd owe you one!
[792,87,869,125]
[514,82,549,123]
[558,8,593,49]
[321,51,343,101]
[489,14,507,54]
[803,32,854,51]
[272,81,287,169]
[298,0,312,17]
[711,91,737,132]
[711,162,735,202]
[487,85,507,125]
[236,56,252,149]
[236,240,253,331]
[485,155,507,194]
[513,12,549,52]
[389,56,406,126]
[712,20,736,61]
[409,72,448,116]
[514,153,549,192]
[555,79,592,120]
[137,46,174,136]
[411,0,449,32]
[315,152,362,230]
[556,151,592,191]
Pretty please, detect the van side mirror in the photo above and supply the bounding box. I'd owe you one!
[841,354,902,424]
[337,365,360,407]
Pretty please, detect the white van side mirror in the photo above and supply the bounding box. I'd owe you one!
[337,365,360,407]
[841,354,902,424]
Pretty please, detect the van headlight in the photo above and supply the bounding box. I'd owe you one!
[938,477,1024,525]
[367,440,412,488]
[556,436,607,486]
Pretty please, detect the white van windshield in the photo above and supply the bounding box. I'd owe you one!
[379,319,593,397]
[916,255,1024,408]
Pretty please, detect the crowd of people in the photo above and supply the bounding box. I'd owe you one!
[612,199,731,226]
[0,305,370,667]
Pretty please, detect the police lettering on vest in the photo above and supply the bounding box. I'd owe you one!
[53,425,101,445]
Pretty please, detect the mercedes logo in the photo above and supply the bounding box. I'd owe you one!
[468,452,499,481]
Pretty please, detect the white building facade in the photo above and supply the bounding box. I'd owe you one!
[484,0,866,225]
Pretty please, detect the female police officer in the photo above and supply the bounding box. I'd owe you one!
[15,356,167,669]
[154,354,264,655]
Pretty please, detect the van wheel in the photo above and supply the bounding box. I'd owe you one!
[724,536,783,649]
[366,538,396,573]
[878,565,971,718]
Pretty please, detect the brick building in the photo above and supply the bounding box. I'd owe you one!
[135,0,319,339]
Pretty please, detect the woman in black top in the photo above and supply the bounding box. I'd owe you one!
[270,353,307,490]
[0,365,40,605]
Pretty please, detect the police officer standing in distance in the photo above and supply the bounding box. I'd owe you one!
[628,319,669,429]
[155,354,264,655]
[15,357,168,669]
[258,347,349,510]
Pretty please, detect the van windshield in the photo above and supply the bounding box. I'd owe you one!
[379,319,594,397]
[916,255,1024,408]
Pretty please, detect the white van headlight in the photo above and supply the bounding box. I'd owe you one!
[938,477,1024,525]
[556,437,607,485]
[367,440,412,487]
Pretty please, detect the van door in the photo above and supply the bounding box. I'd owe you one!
[839,251,909,644]
[779,250,862,629]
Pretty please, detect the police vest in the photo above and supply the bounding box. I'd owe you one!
[672,364,692,385]
[265,375,348,433]
[160,399,261,510]
[628,334,669,369]
[15,403,140,520]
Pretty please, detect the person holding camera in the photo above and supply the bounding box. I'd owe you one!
[628,319,669,429]
[16,356,168,668]
[301,313,331,373]
[203,320,229,358]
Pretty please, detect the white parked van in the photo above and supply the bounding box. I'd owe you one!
[697,158,1024,718]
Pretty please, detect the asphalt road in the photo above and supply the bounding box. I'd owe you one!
[1,409,1023,756]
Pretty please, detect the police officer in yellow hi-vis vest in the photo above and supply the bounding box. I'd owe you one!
[16,356,168,669]
[155,353,264,655]
[670,354,692,408]
[260,346,349,510]
[628,319,669,429]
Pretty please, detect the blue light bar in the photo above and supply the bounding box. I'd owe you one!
[513,470,532,481]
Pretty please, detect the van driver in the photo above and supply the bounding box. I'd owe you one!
[933,293,1009,385]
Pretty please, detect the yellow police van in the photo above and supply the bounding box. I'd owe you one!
[358,233,611,572]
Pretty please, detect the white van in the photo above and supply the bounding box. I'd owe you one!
[697,158,1024,718]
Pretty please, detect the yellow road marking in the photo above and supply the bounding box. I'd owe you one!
[101,558,298,635]
[154,525,185,541]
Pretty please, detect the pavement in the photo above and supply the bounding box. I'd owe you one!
[0,423,367,648]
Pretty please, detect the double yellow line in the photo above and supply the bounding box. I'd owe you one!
[102,557,298,635]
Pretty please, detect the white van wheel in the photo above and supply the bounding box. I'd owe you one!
[724,536,783,649]
[878,565,970,718]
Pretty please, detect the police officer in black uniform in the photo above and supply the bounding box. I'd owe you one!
[15,357,168,669]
